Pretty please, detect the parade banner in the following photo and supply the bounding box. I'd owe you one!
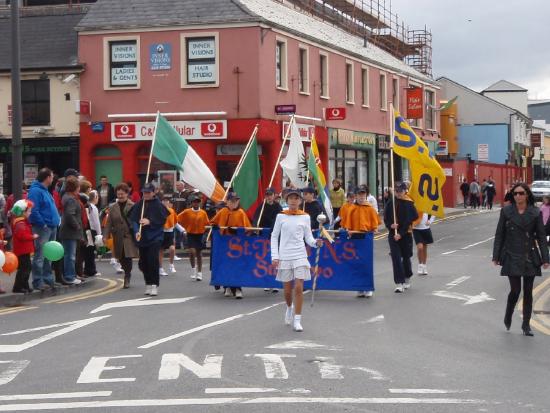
[211,229,374,291]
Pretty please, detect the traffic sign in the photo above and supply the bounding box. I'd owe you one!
[324,107,346,120]
[275,104,296,115]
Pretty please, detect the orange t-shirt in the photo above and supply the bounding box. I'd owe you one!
[345,203,380,232]
[339,202,354,229]
[177,208,209,234]
[163,207,177,230]
[210,207,251,234]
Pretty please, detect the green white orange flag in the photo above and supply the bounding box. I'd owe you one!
[232,137,262,214]
[307,135,333,224]
[152,114,225,202]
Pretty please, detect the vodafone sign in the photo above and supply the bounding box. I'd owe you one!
[324,107,346,120]
[111,120,227,141]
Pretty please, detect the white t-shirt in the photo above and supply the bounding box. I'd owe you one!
[271,213,317,261]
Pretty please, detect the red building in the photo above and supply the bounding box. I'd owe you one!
[77,0,440,198]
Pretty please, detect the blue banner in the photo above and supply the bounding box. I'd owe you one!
[211,229,374,291]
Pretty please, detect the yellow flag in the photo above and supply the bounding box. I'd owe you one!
[393,110,446,217]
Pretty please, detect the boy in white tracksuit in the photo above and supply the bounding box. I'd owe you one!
[271,188,322,332]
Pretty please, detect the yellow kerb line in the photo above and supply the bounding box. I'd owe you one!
[0,306,38,316]
[519,276,550,335]
[43,278,121,304]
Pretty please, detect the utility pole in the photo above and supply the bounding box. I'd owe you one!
[11,0,23,200]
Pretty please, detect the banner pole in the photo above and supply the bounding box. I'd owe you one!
[256,114,296,225]
[389,104,397,228]
[136,110,160,241]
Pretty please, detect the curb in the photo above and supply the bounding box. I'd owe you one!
[0,277,99,308]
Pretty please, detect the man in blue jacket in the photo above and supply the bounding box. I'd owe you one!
[27,168,61,290]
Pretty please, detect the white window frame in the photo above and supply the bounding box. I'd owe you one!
[181,32,220,89]
[345,60,354,105]
[361,65,369,108]
[379,71,387,111]
[298,44,310,95]
[275,37,288,91]
[425,87,437,131]
[103,35,141,90]
[407,80,423,129]
[319,51,329,99]
[392,76,399,111]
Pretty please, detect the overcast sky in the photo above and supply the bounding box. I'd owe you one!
[387,0,550,99]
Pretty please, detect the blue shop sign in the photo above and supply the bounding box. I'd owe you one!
[150,43,172,71]
[91,122,105,132]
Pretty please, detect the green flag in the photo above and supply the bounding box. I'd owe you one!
[438,96,458,111]
[232,137,261,211]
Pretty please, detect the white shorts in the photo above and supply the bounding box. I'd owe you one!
[276,258,311,282]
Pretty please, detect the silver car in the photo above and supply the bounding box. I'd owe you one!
[530,180,550,201]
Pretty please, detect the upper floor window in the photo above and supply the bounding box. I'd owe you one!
[320,52,329,98]
[182,33,219,88]
[298,46,309,94]
[379,72,387,110]
[345,61,354,104]
[21,79,50,126]
[361,66,369,107]
[425,89,435,130]
[275,39,288,90]
[392,78,399,110]
[109,40,139,88]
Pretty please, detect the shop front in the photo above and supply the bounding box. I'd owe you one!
[328,128,376,196]
[0,137,79,194]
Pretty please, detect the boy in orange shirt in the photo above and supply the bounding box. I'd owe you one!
[210,192,251,298]
[159,196,178,275]
[337,192,356,229]
[177,195,209,281]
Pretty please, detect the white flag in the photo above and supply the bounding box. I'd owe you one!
[280,121,308,187]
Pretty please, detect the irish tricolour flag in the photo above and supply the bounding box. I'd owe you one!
[153,114,225,202]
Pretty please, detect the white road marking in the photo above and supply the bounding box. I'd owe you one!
[90,297,197,314]
[266,340,342,351]
[432,291,496,305]
[247,354,296,379]
[0,391,112,401]
[389,389,468,394]
[159,354,223,379]
[312,357,344,379]
[205,388,279,394]
[0,316,110,353]
[139,303,283,349]
[446,276,471,289]
[364,314,385,324]
[0,396,484,410]
[441,250,457,255]
[77,355,142,383]
[435,235,454,242]
[348,366,388,381]
[460,237,495,250]
[0,361,30,386]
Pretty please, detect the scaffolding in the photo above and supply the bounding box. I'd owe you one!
[276,0,433,77]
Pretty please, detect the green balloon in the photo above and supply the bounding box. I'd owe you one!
[43,241,64,261]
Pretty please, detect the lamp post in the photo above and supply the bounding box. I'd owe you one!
[10,0,23,200]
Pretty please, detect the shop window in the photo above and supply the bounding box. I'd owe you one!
[345,61,354,104]
[104,37,140,89]
[182,33,219,88]
[21,79,50,126]
[275,38,288,90]
[320,52,329,98]
[298,46,309,94]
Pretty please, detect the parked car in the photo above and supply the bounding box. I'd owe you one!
[530,181,550,201]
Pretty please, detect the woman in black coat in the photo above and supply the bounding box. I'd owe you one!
[492,182,549,336]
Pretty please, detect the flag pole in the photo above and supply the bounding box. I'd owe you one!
[136,111,161,241]
[389,104,397,228]
[256,114,296,225]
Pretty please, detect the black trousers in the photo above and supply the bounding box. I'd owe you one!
[506,276,535,328]
[83,230,97,276]
[388,233,413,284]
[138,242,161,286]
[119,256,133,277]
[13,254,32,291]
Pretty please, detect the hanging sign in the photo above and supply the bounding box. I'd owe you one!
[324,107,346,120]
[406,87,423,119]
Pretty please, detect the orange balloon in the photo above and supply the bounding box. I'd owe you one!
[2,252,19,274]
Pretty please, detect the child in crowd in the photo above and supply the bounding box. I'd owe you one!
[413,210,435,276]
[11,200,39,293]
[177,195,209,281]
[335,192,356,229]
[160,196,178,275]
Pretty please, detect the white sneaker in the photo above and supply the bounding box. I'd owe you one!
[285,306,294,325]
[224,288,232,297]
[422,265,428,275]
[110,258,117,266]
[150,285,158,296]
[235,289,243,299]
[417,264,424,275]
[196,272,203,281]
[394,284,404,293]
[159,267,168,276]
[68,279,82,285]
[357,291,366,298]
[169,264,176,274]
[190,268,197,280]
[264,288,270,292]
[173,255,183,261]
[145,285,152,295]
[293,318,303,332]
[365,291,373,298]
[114,263,123,274]
[403,278,411,290]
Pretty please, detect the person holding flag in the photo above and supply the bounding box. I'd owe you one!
[271,188,323,332]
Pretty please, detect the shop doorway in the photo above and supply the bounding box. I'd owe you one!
[94,146,122,186]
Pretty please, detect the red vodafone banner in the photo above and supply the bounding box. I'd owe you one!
[111,120,227,141]
[406,87,423,119]
[325,107,346,120]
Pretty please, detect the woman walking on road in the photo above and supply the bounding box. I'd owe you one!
[492,183,549,336]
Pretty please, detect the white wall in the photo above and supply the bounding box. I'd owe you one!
[483,90,529,116]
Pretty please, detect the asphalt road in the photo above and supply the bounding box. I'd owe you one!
[0,208,549,412]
